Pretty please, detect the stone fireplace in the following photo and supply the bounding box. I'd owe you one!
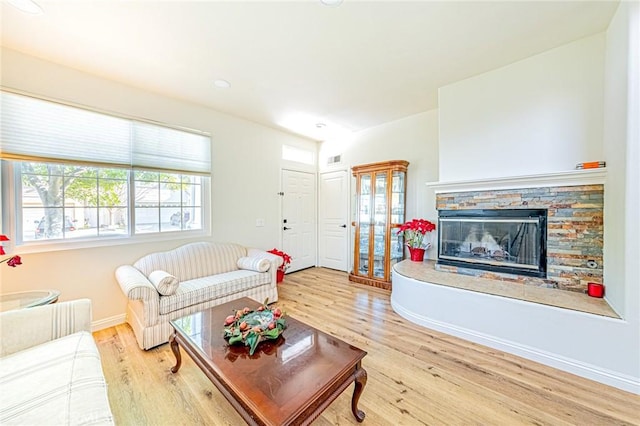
[435,182,604,293]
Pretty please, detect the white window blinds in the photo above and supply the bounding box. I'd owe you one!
[132,122,210,174]
[0,91,211,174]
[0,91,131,166]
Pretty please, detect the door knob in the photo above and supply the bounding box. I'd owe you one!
[283,226,291,230]
[339,224,347,228]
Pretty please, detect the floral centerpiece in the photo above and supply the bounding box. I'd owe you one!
[397,219,436,262]
[267,248,292,283]
[223,299,287,356]
[0,235,22,267]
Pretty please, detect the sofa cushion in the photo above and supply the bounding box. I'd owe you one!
[0,331,114,425]
[149,270,179,295]
[134,242,247,282]
[237,256,270,273]
[158,270,271,315]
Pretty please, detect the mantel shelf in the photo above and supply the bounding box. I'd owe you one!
[425,168,607,193]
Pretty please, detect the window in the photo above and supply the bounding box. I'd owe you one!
[1,90,211,247]
[133,171,202,234]
[22,162,129,241]
[282,145,315,165]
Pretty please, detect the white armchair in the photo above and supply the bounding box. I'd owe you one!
[0,300,114,425]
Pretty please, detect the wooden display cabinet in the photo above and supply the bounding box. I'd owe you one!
[349,160,408,290]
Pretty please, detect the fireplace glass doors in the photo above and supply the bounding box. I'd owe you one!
[437,209,547,277]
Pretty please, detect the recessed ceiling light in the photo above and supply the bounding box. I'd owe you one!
[213,79,231,89]
[320,0,343,6]
[7,0,43,14]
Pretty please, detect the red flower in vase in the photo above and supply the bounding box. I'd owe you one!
[267,248,292,272]
[397,219,436,249]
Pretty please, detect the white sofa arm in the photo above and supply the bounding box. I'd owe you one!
[0,299,92,357]
[247,249,284,270]
[115,265,159,302]
[247,249,284,291]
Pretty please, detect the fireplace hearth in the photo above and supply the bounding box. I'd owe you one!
[438,209,547,278]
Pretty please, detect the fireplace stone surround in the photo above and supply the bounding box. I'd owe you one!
[433,175,604,295]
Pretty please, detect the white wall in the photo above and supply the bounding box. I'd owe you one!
[621,0,640,332]
[0,48,317,325]
[438,34,605,182]
[319,110,440,264]
[604,1,639,324]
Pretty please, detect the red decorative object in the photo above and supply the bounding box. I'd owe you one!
[409,247,426,262]
[267,248,292,278]
[223,300,287,356]
[276,269,284,283]
[0,234,8,255]
[0,235,22,268]
[397,218,436,250]
[587,282,605,298]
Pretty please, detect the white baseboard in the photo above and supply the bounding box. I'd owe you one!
[391,300,640,395]
[92,313,126,332]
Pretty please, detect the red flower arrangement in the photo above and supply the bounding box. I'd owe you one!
[267,248,292,272]
[0,235,22,267]
[397,219,436,249]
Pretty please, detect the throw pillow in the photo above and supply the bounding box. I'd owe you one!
[148,270,180,296]
[237,257,270,273]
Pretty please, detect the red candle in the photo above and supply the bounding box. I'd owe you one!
[587,282,605,298]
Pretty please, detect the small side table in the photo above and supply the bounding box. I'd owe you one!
[0,290,60,313]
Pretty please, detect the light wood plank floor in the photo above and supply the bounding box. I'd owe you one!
[94,267,640,425]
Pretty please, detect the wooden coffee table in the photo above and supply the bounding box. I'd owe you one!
[169,298,367,425]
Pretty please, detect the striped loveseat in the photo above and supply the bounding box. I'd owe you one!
[115,241,282,350]
[0,299,114,425]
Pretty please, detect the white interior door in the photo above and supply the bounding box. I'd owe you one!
[282,170,316,272]
[319,170,349,271]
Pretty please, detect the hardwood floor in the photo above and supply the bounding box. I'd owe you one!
[94,267,640,425]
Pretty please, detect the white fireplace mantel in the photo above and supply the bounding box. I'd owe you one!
[425,168,607,193]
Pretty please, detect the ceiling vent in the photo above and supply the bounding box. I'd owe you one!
[327,155,342,165]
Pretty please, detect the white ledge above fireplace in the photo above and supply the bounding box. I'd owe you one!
[426,168,607,193]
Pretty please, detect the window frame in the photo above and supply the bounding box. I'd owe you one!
[1,160,211,254]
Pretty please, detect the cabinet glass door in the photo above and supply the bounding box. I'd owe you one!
[390,170,406,266]
[391,171,405,225]
[372,172,387,278]
[390,225,404,264]
[358,174,372,276]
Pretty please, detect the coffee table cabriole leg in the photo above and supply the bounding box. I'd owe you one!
[351,361,368,422]
[169,330,182,374]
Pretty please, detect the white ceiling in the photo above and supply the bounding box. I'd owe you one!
[0,1,618,141]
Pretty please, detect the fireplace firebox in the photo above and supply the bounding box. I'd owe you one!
[437,209,547,278]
